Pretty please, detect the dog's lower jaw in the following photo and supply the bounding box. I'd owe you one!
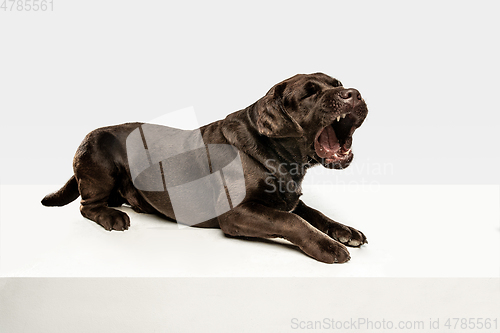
[307,147,354,169]
[323,150,354,169]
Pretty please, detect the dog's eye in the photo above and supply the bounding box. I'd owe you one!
[302,82,321,99]
[333,80,342,87]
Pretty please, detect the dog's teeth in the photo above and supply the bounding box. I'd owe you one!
[342,114,346,118]
[337,116,340,122]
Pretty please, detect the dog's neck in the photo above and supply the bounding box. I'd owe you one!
[221,105,311,178]
[266,137,310,174]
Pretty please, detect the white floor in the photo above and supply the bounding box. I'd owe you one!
[1,184,499,278]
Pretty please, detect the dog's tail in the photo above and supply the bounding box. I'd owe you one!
[41,175,80,207]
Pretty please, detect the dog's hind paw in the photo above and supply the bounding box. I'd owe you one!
[95,209,131,232]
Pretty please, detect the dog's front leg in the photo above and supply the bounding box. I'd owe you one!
[292,200,367,247]
[217,202,351,263]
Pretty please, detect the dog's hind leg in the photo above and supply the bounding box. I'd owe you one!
[74,132,130,231]
[77,173,130,231]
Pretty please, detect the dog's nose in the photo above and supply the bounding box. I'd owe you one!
[339,88,362,107]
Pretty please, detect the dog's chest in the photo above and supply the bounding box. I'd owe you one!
[262,173,303,212]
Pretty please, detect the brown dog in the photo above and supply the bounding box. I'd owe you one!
[42,73,368,263]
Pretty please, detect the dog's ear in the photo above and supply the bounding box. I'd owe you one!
[253,82,304,138]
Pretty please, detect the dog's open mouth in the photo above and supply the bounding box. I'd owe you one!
[314,113,355,167]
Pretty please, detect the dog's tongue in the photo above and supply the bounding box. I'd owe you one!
[315,125,340,158]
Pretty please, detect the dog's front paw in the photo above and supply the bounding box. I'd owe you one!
[326,222,367,247]
[300,233,351,264]
[317,237,351,263]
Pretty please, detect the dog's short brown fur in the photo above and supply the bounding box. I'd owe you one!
[42,73,368,263]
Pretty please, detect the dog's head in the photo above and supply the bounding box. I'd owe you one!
[253,73,368,169]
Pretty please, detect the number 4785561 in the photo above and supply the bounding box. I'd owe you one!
[1,0,54,11]
[445,318,498,330]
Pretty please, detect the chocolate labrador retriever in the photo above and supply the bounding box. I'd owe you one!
[42,73,368,263]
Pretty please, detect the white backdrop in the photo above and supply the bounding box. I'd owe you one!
[1,0,498,185]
